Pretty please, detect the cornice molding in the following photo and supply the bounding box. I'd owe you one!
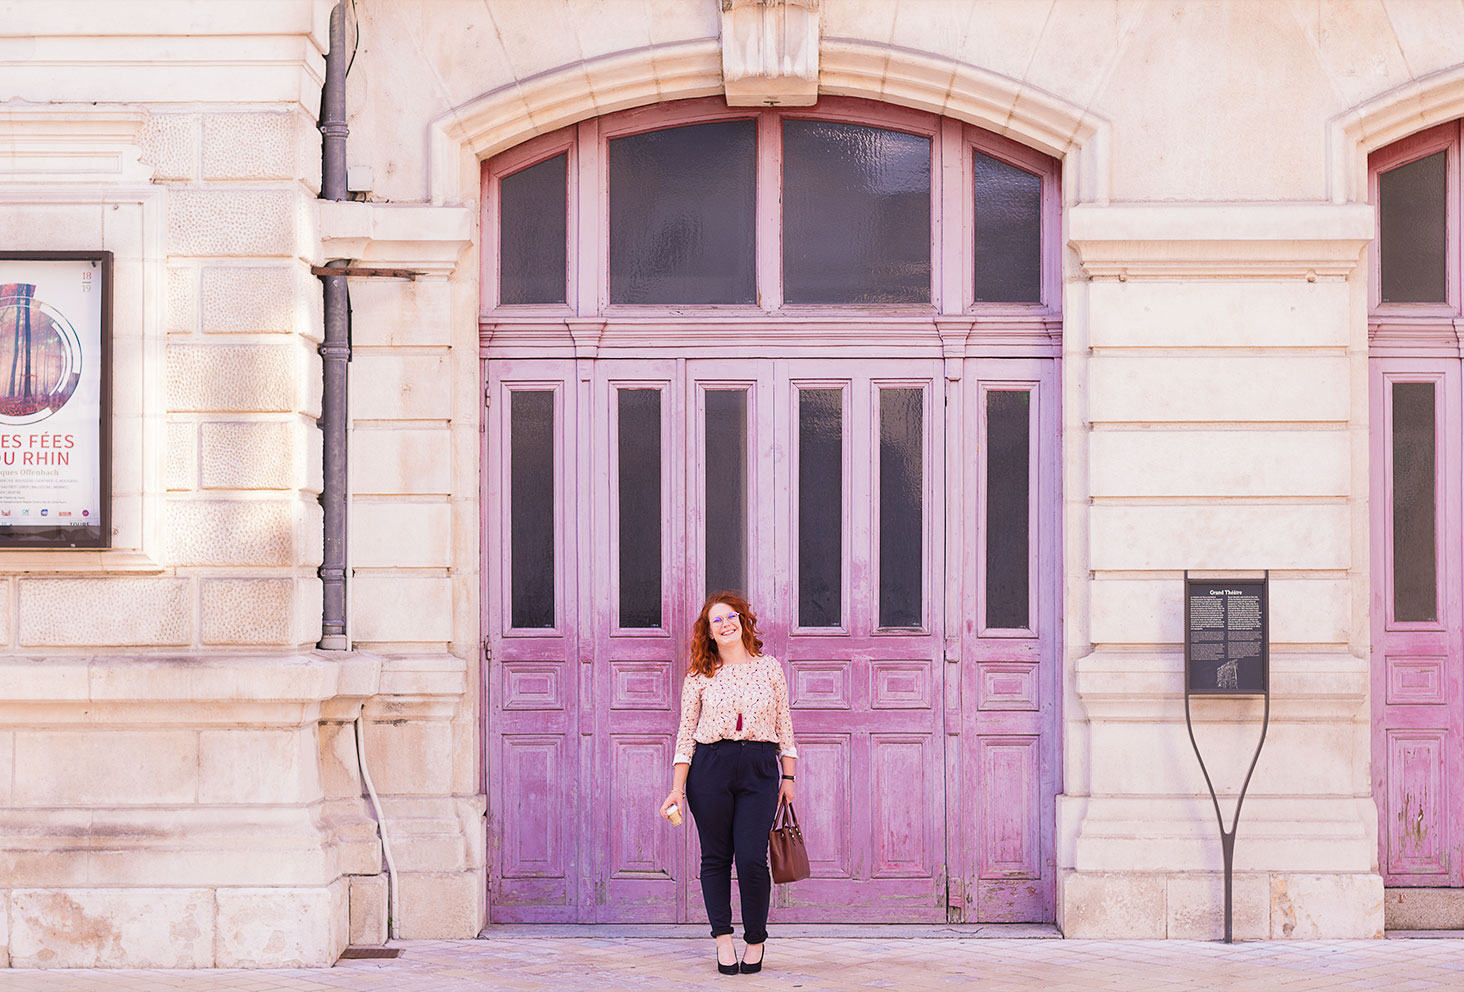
[0,651,382,710]
[0,105,150,184]
[480,312,1062,360]
[1368,313,1464,358]
[1072,649,1368,723]
[1069,203,1375,280]
[318,201,473,278]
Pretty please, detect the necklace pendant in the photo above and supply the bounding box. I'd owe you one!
[736,712,743,732]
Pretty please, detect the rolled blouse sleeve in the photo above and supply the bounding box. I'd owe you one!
[673,672,702,765]
[772,662,797,759]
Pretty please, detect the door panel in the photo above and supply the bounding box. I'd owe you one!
[681,361,773,928]
[957,360,1060,922]
[775,361,949,921]
[1386,730,1448,875]
[977,735,1041,880]
[1371,360,1464,887]
[485,361,581,922]
[590,361,684,921]
[485,355,1060,923]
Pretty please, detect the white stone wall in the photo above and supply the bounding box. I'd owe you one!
[6,0,1464,966]
[361,0,1451,941]
[0,0,398,968]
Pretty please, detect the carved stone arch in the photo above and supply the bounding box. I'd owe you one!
[1329,63,1464,202]
[428,40,1109,205]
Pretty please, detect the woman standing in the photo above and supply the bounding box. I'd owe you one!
[660,591,797,975]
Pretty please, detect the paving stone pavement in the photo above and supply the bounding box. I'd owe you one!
[4,936,1464,991]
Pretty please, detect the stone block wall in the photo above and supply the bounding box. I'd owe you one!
[0,1,411,968]
[1060,204,1381,938]
[153,106,324,651]
[6,0,1464,964]
[324,204,481,937]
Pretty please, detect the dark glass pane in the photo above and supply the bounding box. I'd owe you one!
[1393,382,1438,622]
[1380,152,1447,303]
[783,120,931,304]
[499,154,567,305]
[618,389,663,627]
[705,389,748,597]
[799,389,843,627]
[510,390,555,628]
[974,151,1042,302]
[608,121,756,304]
[986,390,1031,629]
[879,388,923,628]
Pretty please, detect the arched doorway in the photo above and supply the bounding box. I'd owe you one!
[481,97,1062,924]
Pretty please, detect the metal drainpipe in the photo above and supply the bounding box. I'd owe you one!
[318,0,400,943]
[318,1,350,650]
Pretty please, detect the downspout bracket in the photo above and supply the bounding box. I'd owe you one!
[310,265,424,281]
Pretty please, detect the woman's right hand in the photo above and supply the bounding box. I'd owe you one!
[659,791,684,821]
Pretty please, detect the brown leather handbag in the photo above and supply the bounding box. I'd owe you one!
[768,801,811,884]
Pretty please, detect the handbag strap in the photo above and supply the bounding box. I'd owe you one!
[778,800,800,833]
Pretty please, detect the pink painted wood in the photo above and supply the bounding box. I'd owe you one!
[1368,125,1464,891]
[958,359,1060,921]
[485,356,1061,922]
[588,359,687,922]
[483,360,581,921]
[1369,360,1464,887]
[481,98,1065,924]
[1366,122,1461,314]
[770,360,949,921]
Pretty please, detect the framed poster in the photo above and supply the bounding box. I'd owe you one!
[0,252,110,548]
[1184,576,1269,695]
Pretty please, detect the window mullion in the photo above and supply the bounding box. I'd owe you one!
[756,112,783,312]
[1453,122,1462,315]
[575,118,601,316]
[937,117,965,314]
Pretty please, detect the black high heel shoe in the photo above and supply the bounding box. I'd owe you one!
[740,943,764,974]
[717,944,739,975]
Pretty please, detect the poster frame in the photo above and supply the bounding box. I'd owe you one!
[0,250,112,550]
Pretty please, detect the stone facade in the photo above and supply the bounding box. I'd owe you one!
[3,0,1464,967]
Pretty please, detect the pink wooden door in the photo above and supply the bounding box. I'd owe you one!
[1370,360,1464,886]
[585,359,689,921]
[679,361,776,929]
[486,355,1060,922]
[483,359,583,921]
[771,361,951,921]
[955,360,1061,921]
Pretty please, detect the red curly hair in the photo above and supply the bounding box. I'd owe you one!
[688,590,764,677]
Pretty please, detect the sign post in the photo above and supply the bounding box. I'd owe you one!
[1183,571,1271,943]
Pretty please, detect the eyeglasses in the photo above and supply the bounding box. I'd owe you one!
[709,612,741,628]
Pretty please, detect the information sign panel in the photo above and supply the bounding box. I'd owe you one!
[1185,578,1268,695]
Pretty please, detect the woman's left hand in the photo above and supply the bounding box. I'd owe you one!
[778,778,795,807]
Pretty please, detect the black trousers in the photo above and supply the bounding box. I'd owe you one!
[685,739,781,943]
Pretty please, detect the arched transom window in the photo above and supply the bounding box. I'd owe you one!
[483,98,1060,322]
[1371,120,1461,319]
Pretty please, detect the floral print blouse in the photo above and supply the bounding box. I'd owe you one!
[673,655,798,765]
